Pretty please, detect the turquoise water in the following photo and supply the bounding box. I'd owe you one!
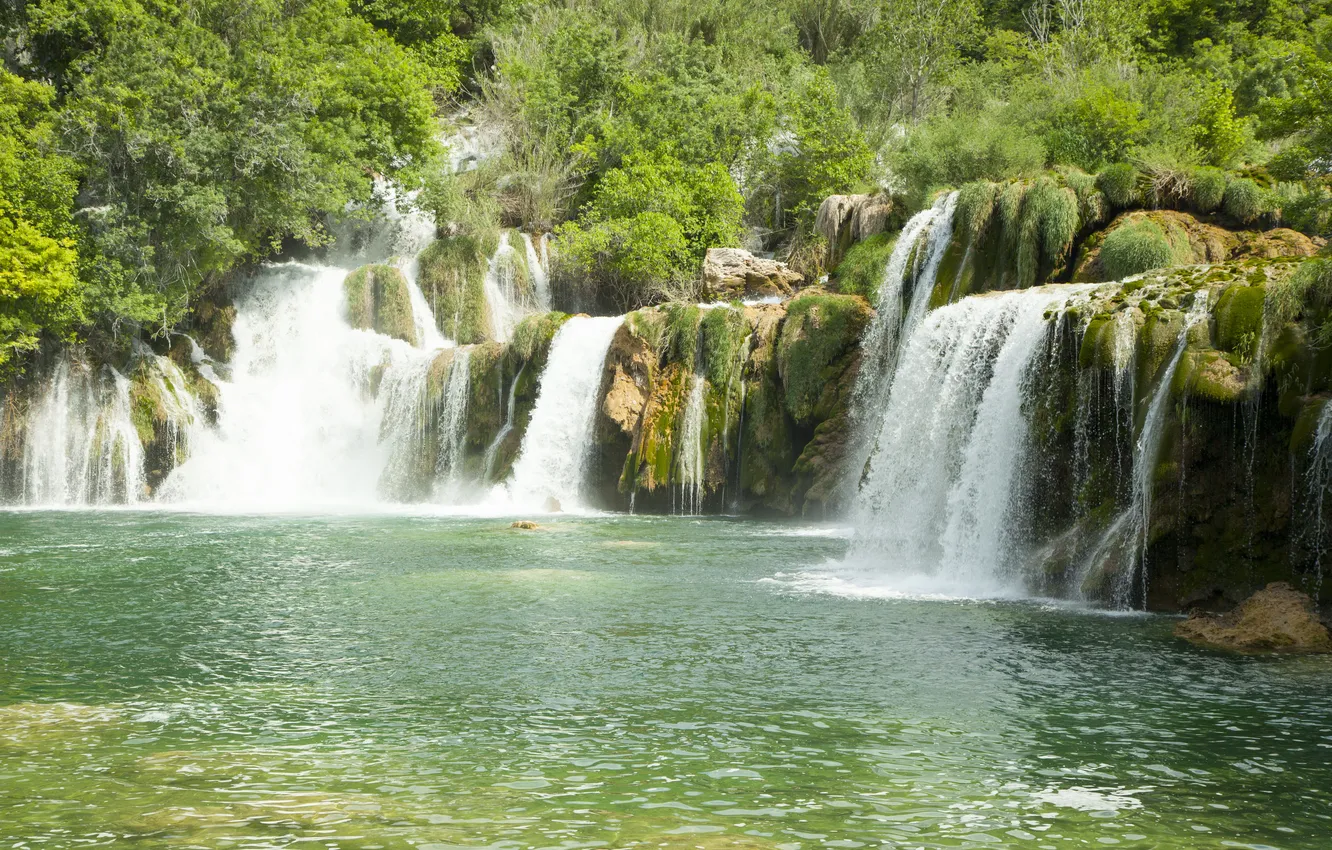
[1,511,1329,849]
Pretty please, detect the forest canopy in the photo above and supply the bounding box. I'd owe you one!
[2,0,1330,370]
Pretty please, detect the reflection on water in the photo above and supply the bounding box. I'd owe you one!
[0,512,1329,848]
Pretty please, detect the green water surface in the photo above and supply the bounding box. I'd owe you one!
[0,512,1329,849]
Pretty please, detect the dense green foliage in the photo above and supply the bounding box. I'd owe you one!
[1,0,442,374]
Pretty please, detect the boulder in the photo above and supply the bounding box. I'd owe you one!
[1174,582,1332,652]
[816,194,894,268]
[701,248,802,301]
[344,264,418,345]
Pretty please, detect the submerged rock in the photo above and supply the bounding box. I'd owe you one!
[1174,582,1332,652]
[702,248,802,301]
[510,520,539,530]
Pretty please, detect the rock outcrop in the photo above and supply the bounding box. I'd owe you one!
[1175,582,1332,652]
[816,194,895,268]
[701,248,803,301]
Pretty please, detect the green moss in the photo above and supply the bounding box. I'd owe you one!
[832,233,897,303]
[509,311,570,363]
[1214,283,1267,357]
[418,234,494,344]
[1028,177,1081,271]
[776,292,871,425]
[343,264,418,345]
[1097,163,1141,210]
[626,307,668,354]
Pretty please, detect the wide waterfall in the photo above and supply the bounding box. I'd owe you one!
[841,287,1081,597]
[158,263,431,509]
[505,316,624,511]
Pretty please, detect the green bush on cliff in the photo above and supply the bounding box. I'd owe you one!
[700,307,749,390]
[1027,178,1081,271]
[1100,219,1176,280]
[1223,178,1267,225]
[1187,167,1228,213]
[510,312,571,362]
[344,265,417,345]
[956,181,999,245]
[1097,164,1141,210]
[832,233,897,303]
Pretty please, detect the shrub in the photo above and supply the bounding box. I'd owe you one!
[1097,164,1140,210]
[1025,178,1081,269]
[1187,167,1228,213]
[1222,178,1267,224]
[1099,219,1175,280]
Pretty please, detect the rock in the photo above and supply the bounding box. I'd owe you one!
[701,248,802,301]
[1231,228,1323,260]
[510,520,539,530]
[542,496,562,513]
[816,194,894,268]
[1174,582,1332,652]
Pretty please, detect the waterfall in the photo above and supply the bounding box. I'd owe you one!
[844,192,960,495]
[158,263,420,509]
[844,287,1075,596]
[9,357,146,505]
[521,233,551,312]
[483,232,532,343]
[677,374,707,515]
[433,348,472,499]
[505,316,624,511]
[1301,402,1332,595]
[377,351,439,501]
[1118,291,1214,607]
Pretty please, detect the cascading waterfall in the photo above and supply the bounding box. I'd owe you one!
[10,357,145,506]
[483,232,529,343]
[521,232,552,313]
[433,348,472,499]
[158,263,428,509]
[1300,402,1332,595]
[505,316,624,511]
[845,287,1076,596]
[844,192,960,495]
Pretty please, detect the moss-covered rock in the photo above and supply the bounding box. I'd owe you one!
[418,233,497,344]
[830,233,897,303]
[344,264,418,345]
[776,291,871,426]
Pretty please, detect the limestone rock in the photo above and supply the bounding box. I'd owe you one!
[510,520,539,530]
[701,248,802,301]
[1231,227,1324,260]
[816,194,894,268]
[1174,582,1332,652]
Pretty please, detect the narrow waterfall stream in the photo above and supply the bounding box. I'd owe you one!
[505,316,624,511]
